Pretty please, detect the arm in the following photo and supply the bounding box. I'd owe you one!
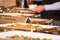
[33,2,60,13]
[45,2,60,10]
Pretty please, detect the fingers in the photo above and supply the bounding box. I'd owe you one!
[33,5,45,13]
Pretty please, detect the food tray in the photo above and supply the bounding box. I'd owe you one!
[0,23,43,32]
[0,13,35,17]
[0,30,60,40]
[0,23,59,32]
[0,23,59,29]
[29,18,53,25]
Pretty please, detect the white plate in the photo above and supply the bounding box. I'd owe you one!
[0,30,60,40]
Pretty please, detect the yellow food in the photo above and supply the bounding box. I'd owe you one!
[10,23,43,30]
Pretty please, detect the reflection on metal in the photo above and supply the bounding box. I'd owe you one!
[21,0,25,9]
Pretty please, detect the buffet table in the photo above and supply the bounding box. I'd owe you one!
[0,13,60,40]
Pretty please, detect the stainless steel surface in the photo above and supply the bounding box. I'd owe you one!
[28,18,53,25]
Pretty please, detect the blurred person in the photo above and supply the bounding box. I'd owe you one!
[32,2,60,26]
[33,2,60,13]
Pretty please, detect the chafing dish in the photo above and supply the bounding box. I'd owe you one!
[0,13,31,24]
[0,23,59,32]
[26,18,53,25]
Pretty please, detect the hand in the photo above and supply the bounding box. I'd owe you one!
[33,5,45,13]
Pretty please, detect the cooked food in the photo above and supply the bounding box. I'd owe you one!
[0,15,16,24]
[43,28,60,35]
[43,38,52,40]
[9,23,43,30]
[0,15,28,24]
[7,35,52,40]
[29,18,53,25]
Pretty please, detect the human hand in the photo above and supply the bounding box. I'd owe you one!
[33,5,45,13]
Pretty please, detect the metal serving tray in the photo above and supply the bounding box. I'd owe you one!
[0,23,59,32]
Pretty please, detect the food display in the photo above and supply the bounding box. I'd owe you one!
[0,14,29,24]
[12,7,34,13]
[42,27,60,35]
[0,30,60,40]
[7,35,52,40]
[7,23,60,35]
[0,15,16,24]
[0,22,59,35]
[0,1,60,40]
[29,18,53,25]
[8,23,43,31]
